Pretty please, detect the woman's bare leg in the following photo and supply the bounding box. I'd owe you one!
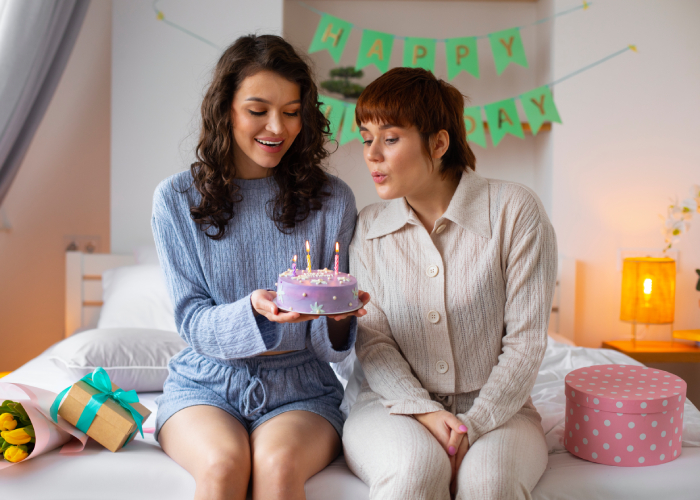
[250,410,341,500]
[159,405,251,500]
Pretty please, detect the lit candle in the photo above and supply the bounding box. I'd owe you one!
[292,255,297,276]
[306,240,311,272]
[335,242,339,275]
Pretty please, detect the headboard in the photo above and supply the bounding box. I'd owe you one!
[65,251,578,342]
[64,251,135,337]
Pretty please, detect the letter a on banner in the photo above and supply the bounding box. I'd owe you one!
[519,86,562,135]
[488,27,528,75]
[356,30,394,73]
[309,14,353,63]
[463,106,486,148]
[484,98,524,147]
[320,96,347,142]
[445,37,479,80]
[402,37,436,72]
[340,104,364,145]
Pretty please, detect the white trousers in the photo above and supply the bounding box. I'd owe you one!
[343,390,548,500]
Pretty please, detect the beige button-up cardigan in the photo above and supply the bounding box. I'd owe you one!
[349,169,558,445]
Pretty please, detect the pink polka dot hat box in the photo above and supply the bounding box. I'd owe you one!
[564,364,687,467]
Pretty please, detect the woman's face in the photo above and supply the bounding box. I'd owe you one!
[360,122,437,200]
[231,70,302,177]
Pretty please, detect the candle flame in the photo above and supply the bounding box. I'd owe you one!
[643,278,652,295]
[293,255,297,263]
[306,240,310,253]
[335,242,339,253]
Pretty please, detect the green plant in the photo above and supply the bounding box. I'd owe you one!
[321,66,365,99]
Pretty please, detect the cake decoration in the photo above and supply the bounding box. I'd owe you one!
[310,302,325,314]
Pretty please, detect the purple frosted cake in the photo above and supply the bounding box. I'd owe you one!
[274,268,359,315]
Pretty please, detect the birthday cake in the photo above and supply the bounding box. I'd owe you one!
[275,269,360,315]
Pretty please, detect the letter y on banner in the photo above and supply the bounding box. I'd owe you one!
[489,27,528,75]
[520,86,561,135]
[309,14,353,63]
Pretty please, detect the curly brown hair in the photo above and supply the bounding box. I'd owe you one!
[190,34,331,239]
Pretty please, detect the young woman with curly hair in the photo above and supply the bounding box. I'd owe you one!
[343,67,556,499]
[152,34,368,500]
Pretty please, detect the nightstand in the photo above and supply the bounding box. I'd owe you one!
[601,340,700,363]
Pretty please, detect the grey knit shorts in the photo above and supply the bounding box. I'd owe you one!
[155,347,345,440]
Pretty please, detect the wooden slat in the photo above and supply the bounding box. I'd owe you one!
[83,275,102,281]
[601,340,700,363]
[83,300,104,307]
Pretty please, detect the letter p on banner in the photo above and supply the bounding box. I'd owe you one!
[309,14,353,63]
[446,37,479,80]
[402,37,436,72]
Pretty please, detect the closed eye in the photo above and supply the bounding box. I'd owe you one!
[284,111,299,117]
[248,110,265,116]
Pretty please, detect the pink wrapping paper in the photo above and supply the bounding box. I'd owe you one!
[564,364,687,467]
[0,382,88,469]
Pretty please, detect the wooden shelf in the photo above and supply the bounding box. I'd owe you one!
[601,340,700,364]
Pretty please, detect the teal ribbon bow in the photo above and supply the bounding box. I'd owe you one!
[50,367,144,445]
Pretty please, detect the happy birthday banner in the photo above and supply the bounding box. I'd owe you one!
[321,45,637,148]
[305,1,592,79]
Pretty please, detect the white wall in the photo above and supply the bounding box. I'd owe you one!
[0,0,111,370]
[283,0,555,213]
[111,0,283,253]
[551,0,700,346]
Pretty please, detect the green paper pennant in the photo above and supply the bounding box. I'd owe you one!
[445,37,479,80]
[402,37,436,71]
[484,98,524,147]
[463,106,486,148]
[488,27,528,75]
[340,105,363,145]
[356,30,394,73]
[519,86,562,135]
[309,14,353,64]
[319,96,347,142]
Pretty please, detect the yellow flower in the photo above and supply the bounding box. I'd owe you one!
[0,413,17,431]
[1,427,32,445]
[4,445,29,463]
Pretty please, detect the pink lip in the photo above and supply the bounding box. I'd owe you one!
[372,172,387,184]
[255,137,285,154]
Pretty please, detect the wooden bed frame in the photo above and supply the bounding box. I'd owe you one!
[65,251,578,342]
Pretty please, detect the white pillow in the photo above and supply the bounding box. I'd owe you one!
[133,245,160,266]
[48,328,187,392]
[97,264,178,332]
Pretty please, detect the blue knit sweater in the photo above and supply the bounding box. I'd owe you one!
[151,171,358,363]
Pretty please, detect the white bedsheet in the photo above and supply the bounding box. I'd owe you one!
[2,337,700,499]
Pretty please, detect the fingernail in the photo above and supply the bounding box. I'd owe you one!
[459,425,468,433]
[448,446,456,455]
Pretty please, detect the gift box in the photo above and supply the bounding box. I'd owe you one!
[564,364,687,467]
[52,368,150,453]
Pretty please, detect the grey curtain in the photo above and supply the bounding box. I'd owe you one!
[0,0,90,206]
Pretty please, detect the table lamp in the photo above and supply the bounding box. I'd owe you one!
[620,257,675,343]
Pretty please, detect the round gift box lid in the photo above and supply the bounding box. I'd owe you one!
[565,364,686,414]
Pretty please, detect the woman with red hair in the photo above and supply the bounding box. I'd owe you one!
[343,67,557,499]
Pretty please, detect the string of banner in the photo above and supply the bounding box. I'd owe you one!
[151,0,636,148]
[322,45,636,148]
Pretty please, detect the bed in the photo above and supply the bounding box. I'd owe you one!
[2,251,700,499]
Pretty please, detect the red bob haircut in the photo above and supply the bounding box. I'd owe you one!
[355,67,476,181]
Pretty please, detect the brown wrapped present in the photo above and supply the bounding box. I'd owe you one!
[56,371,151,453]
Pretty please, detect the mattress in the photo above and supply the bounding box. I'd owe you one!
[2,338,700,499]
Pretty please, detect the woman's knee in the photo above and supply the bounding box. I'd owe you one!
[252,444,303,487]
[198,445,251,484]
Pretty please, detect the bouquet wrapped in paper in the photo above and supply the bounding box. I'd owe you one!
[0,383,88,468]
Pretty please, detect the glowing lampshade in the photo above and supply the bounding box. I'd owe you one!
[620,257,675,326]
